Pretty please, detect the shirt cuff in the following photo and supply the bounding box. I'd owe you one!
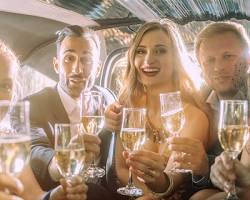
[42,191,51,200]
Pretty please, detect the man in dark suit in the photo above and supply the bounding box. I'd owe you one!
[26,25,116,199]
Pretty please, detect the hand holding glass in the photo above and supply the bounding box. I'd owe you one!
[218,100,248,200]
[0,101,30,175]
[160,91,188,173]
[81,91,105,178]
[117,108,146,197]
[54,123,86,180]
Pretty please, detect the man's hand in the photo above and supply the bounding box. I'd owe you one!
[210,152,235,191]
[104,101,123,132]
[83,134,101,164]
[50,176,88,200]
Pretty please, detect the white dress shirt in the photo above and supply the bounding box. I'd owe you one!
[57,84,80,123]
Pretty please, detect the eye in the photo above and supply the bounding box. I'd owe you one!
[64,54,76,63]
[154,47,167,55]
[135,48,146,55]
[204,57,215,65]
[80,57,93,65]
[224,54,234,59]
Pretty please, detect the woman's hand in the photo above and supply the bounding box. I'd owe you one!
[124,150,167,192]
[104,101,123,132]
[50,176,88,200]
[168,137,209,176]
[0,173,24,200]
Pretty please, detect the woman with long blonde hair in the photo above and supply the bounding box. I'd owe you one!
[105,21,209,199]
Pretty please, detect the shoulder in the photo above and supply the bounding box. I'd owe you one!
[182,103,209,144]
[24,87,57,103]
[185,103,209,123]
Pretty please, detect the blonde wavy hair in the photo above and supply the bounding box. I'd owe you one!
[119,21,199,107]
[0,40,21,102]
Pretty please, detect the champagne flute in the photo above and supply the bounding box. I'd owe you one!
[81,91,105,178]
[218,100,249,200]
[0,101,30,175]
[160,91,188,173]
[54,123,86,180]
[117,107,146,197]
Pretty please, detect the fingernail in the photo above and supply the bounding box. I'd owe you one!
[15,179,24,192]
[12,196,23,200]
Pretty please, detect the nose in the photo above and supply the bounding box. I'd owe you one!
[72,59,83,73]
[214,58,225,72]
[144,51,154,65]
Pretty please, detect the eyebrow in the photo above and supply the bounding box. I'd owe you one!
[63,49,92,55]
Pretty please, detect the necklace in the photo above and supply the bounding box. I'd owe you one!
[146,113,166,143]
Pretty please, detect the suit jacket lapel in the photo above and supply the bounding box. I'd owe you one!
[49,86,70,126]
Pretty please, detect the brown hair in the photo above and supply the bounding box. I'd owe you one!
[195,21,250,62]
[56,25,100,59]
[119,21,199,106]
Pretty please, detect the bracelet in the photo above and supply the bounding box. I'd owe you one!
[192,174,210,188]
[152,173,174,198]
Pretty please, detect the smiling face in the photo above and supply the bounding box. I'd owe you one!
[199,31,247,96]
[54,36,98,98]
[134,29,174,89]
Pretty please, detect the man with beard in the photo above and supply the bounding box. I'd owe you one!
[26,25,115,200]
[166,22,250,199]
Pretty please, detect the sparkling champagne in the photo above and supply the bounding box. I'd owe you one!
[120,128,145,152]
[0,134,30,175]
[161,108,185,135]
[55,147,85,178]
[81,116,104,135]
[218,125,249,156]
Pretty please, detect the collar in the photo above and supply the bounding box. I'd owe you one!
[206,90,246,111]
[57,84,80,116]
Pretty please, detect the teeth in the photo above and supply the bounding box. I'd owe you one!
[142,68,159,72]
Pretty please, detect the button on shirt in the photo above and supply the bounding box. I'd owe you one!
[57,85,81,123]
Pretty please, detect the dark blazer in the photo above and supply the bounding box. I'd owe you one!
[27,86,116,191]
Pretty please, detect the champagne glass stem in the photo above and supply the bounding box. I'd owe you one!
[127,168,133,187]
[227,184,237,199]
[90,154,96,167]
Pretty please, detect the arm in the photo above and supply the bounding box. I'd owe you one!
[18,165,45,200]
[30,128,59,191]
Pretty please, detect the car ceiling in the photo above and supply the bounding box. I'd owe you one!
[1,0,250,81]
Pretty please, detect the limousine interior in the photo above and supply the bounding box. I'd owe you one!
[1,1,250,200]
[1,0,250,98]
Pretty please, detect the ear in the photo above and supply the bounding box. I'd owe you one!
[53,57,59,74]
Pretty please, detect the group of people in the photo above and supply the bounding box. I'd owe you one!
[1,18,250,200]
